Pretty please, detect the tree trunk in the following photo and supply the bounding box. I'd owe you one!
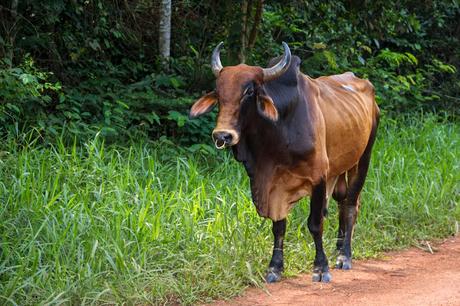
[5,0,19,66]
[238,0,250,63]
[159,0,171,70]
[11,0,18,18]
[248,0,263,51]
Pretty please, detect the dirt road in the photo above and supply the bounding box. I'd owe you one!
[214,236,460,306]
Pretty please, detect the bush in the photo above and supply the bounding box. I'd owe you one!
[0,55,62,134]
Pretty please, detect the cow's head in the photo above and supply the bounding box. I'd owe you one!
[190,42,291,149]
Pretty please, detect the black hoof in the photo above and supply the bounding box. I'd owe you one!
[335,255,352,270]
[312,267,332,283]
[265,267,282,283]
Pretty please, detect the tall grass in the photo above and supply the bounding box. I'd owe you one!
[0,115,458,305]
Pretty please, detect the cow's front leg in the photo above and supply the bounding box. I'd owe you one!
[265,219,286,283]
[308,179,331,282]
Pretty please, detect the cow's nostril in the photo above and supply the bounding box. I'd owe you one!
[212,131,234,149]
[222,133,233,143]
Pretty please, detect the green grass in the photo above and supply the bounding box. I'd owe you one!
[0,115,459,305]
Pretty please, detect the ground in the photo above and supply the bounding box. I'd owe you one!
[213,235,460,306]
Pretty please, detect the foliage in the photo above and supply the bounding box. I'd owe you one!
[0,55,62,134]
[0,116,459,304]
[0,54,215,143]
[0,1,459,141]
[258,1,459,115]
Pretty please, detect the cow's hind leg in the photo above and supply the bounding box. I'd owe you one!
[308,179,331,282]
[335,119,378,270]
[265,219,286,283]
[333,172,348,261]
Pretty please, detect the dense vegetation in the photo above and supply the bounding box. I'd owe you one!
[0,116,458,304]
[0,1,459,142]
[1,1,459,305]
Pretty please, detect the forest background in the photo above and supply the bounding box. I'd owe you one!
[1,0,458,142]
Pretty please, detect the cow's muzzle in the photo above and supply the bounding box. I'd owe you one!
[212,129,239,149]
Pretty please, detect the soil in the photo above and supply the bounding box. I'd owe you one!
[213,236,460,306]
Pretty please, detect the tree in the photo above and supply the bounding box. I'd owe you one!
[159,0,171,70]
[238,0,264,63]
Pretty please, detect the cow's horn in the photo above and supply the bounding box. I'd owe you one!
[211,41,224,77]
[262,42,291,82]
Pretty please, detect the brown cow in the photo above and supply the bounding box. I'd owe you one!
[190,42,379,283]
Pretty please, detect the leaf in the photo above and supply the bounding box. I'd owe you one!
[405,53,418,65]
[59,93,66,103]
[167,111,188,127]
[101,126,117,136]
[116,100,129,109]
[189,45,199,57]
[323,51,338,69]
[6,103,20,113]
[89,40,101,51]
[150,112,160,125]
[169,77,182,89]
[19,73,37,85]
[312,42,327,50]
[361,45,372,53]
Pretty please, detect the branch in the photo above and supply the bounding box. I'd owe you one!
[11,0,18,18]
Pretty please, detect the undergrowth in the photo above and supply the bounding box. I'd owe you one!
[0,115,458,305]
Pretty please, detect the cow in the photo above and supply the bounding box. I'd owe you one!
[189,42,379,283]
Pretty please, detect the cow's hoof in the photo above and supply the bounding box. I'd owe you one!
[265,267,282,283]
[335,255,352,270]
[312,267,332,283]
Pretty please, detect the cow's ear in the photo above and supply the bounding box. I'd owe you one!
[189,92,218,118]
[257,94,279,122]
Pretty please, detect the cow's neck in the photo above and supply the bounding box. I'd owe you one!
[234,74,315,165]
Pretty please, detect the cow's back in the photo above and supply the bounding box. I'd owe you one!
[307,72,378,177]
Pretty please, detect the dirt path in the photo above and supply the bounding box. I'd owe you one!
[213,236,460,306]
